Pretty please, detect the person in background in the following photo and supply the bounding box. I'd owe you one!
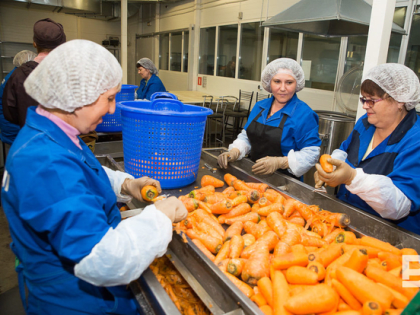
[315,64,420,235]
[0,50,36,154]
[2,39,187,314]
[2,18,66,127]
[218,58,321,179]
[136,58,166,100]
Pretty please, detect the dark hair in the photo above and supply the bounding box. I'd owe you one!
[361,79,387,98]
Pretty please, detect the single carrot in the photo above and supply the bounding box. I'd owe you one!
[141,185,159,202]
[232,179,253,192]
[287,216,305,227]
[331,278,362,310]
[359,236,401,256]
[258,197,272,207]
[245,182,270,193]
[241,231,279,259]
[225,212,260,225]
[204,193,228,204]
[377,283,409,309]
[227,258,247,277]
[334,311,364,315]
[271,271,291,315]
[225,203,251,219]
[291,244,307,255]
[274,241,292,257]
[382,258,402,271]
[323,228,344,244]
[316,243,343,267]
[294,201,318,222]
[257,203,285,216]
[383,310,403,315]
[201,175,224,188]
[179,196,199,212]
[266,211,287,238]
[213,240,231,265]
[284,284,338,314]
[280,229,302,247]
[378,251,402,263]
[224,173,238,186]
[217,258,229,272]
[257,277,273,307]
[224,221,243,242]
[251,293,267,307]
[189,185,215,200]
[244,220,271,239]
[320,154,333,172]
[229,235,245,259]
[367,258,386,270]
[222,186,235,195]
[230,195,248,207]
[246,189,261,204]
[196,200,213,214]
[186,229,222,254]
[209,200,233,214]
[194,212,225,238]
[335,231,358,244]
[272,251,309,270]
[343,248,369,273]
[388,266,402,277]
[318,210,351,228]
[307,261,326,281]
[301,233,327,247]
[324,250,355,285]
[223,271,254,298]
[336,266,393,311]
[241,245,271,286]
[196,221,223,242]
[286,266,319,285]
[400,248,418,256]
[192,239,216,261]
[362,301,382,315]
[342,244,381,258]
[283,199,297,218]
[337,299,352,312]
[259,305,273,315]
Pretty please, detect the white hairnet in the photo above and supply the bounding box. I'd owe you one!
[362,63,420,111]
[24,39,122,112]
[13,50,37,67]
[261,58,305,93]
[136,58,158,75]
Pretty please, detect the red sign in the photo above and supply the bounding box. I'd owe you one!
[198,77,202,86]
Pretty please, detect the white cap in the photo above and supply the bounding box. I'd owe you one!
[261,58,305,93]
[24,39,122,112]
[13,50,37,67]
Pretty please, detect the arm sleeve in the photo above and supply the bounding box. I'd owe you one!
[145,82,166,100]
[346,168,411,220]
[287,146,320,177]
[102,166,134,203]
[2,73,20,125]
[228,129,251,159]
[331,149,348,161]
[74,205,172,286]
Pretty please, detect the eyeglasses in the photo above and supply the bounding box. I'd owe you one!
[359,97,387,107]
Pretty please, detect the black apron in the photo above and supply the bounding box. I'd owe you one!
[247,108,298,179]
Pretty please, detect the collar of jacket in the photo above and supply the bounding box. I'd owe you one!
[361,109,417,145]
[257,93,299,118]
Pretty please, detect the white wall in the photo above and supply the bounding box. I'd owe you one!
[159,70,189,91]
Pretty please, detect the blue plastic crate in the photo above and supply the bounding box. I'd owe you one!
[96,84,138,132]
[118,92,213,189]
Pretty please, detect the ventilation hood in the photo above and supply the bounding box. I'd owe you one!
[262,0,406,37]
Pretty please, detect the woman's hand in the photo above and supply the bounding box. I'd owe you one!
[217,148,240,168]
[315,158,356,187]
[313,171,325,189]
[252,156,288,175]
[155,196,188,223]
[121,177,162,202]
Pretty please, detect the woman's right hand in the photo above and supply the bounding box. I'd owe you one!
[313,170,325,188]
[155,196,188,223]
[217,148,240,168]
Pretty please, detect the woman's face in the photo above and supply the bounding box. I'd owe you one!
[138,66,151,80]
[270,72,297,106]
[71,86,120,134]
[361,91,403,129]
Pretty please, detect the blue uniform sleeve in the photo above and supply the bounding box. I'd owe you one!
[144,77,166,100]
[293,109,321,150]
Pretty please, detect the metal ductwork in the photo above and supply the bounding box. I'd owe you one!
[262,0,406,37]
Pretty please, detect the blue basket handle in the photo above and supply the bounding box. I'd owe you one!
[151,98,185,112]
[150,92,178,101]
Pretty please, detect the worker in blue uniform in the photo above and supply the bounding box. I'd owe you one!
[315,64,420,235]
[218,58,321,179]
[135,58,166,100]
[0,50,36,152]
[1,40,188,315]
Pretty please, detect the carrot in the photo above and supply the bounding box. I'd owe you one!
[224,221,243,242]
[334,311,364,315]
[324,250,355,285]
[287,217,305,227]
[265,211,287,238]
[280,229,302,247]
[384,310,403,315]
[291,244,307,255]
[186,229,222,254]
[362,301,382,315]
[274,241,292,257]
[225,203,251,219]
[400,248,418,256]
[318,210,351,228]
[284,284,338,314]
[229,235,244,259]
[388,266,402,277]
[242,233,256,248]
[294,201,317,222]
[336,266,393,310]
[286,266,319,285]
[257,277,273,307]
[229,195,247,207]
[227,258,246,277]
[213,240,231,265]
[179,196,199,212]
[378,251,402,263]
[343,248,368,273]
[323,228,344,244]
[224,173,237,186]
[259,305,273,315]
[225,212,260,225]
[241,244,271,286]
[377,283,409,309]
[192,239,215,262]
[217,258,229,272]
[338,299,352,312]
[241,231,279,259]
[359,236,401,256]
[141,185,159,202]
[196,222,223,242]
[342,244,381,258]
[222,186,235,195]
[209,200,233,214]
[331,278,362,310]
[335,231,358,244]
[320,154,333,172]
[301,233,327,247]
[194,213,225,238]
[189,185,215,200]
[245,182,270,193]
[257,203,285,216]
[283,199,297,218]
[196,200,212,214]
[307,261,326,281]
[201,175,224,188]
[272,251,309,270]
[244,220,271,239]
[231,179,252,191]
[367,258,386,270]
[382,258,402,271]
[272,271,292,315]
[203,193,228,204]
[251,293,267,307]
[246,189,261,204]
[223,271,254,298]
[258,197,272,207]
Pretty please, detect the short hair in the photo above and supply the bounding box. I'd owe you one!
[361,79,387,98]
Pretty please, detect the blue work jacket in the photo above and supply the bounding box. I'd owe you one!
[1,107,139,314]
[244,94,321,156]
[0,68,21,144]
[337,110,420,234]
[136,74,166,100]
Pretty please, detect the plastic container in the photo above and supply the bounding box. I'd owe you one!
[118,92,213,189]
[96,84,138,132]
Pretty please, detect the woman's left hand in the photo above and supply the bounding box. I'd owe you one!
[315,158,356,187]
[121,177,162,202]
[252,156,289,175]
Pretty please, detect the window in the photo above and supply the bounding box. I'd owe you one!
[159,33,169,70]
[217,25,238,77]
[267,29,299,63]
[170,32,182,71]
[344,36,367,74]
[388,7,406,63]
[199,27,216,75]
[302,35,341,91]
[238,22,264,81]
[183,32,189,72]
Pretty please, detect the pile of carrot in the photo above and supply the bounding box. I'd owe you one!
[173,174,419,315]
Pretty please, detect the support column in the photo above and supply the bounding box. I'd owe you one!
[121,0,128,84]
